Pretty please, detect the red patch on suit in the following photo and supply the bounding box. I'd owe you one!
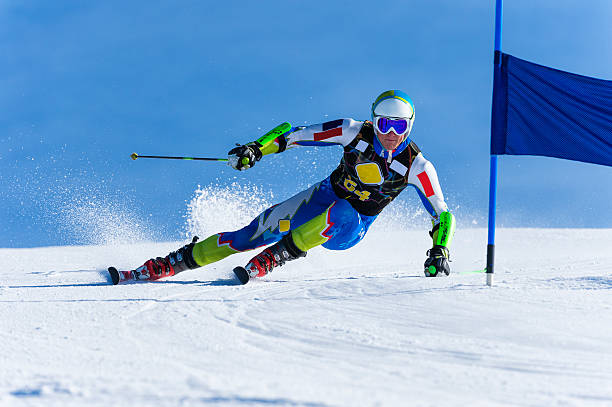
[417,171,435,197]
[313,127,342,141]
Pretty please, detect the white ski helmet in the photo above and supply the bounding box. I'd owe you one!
[371,90,415,139]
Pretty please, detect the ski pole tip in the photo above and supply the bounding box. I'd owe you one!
[130,152,138,160]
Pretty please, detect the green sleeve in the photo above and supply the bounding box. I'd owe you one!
[252,122,292,156]
[431,211,456,247]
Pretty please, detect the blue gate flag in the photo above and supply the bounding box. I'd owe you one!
[491,52,612,167]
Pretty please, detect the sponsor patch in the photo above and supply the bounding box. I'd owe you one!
[355,140,368,152]
[389,160,407,176]
[355,163,383,185]
[278,219,290,232]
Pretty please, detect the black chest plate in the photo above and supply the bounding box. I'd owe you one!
[330,121,420,216]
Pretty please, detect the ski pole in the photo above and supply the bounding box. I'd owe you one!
[130,153,228,162]
[457,269,487,275]
[130,122,293,164]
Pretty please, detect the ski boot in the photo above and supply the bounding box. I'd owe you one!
[108,237,200,284]
[233,234,306,285]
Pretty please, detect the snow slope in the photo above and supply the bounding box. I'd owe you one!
[1,228,612,406]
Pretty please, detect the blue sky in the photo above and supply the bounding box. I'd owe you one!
[1,0,611,247]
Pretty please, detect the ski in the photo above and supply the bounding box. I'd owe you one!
[233,266,250,285]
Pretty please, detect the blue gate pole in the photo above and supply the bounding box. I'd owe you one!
[487,156,498,286]
[487,0,503,287]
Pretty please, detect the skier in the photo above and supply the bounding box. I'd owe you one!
[110,90,456,284]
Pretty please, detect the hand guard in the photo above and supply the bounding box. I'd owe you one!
[424,245,450,277]
[227,143,263,171]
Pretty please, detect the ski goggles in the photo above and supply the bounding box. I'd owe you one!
[373,116,411,135]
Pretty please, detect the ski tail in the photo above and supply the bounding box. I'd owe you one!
[233,266,250,285]
[108,267,120,285]
[107,267,136,285]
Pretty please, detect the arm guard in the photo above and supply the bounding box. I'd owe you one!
[257,128,295,156]
[430,211,456,248]
[247,122,293,157]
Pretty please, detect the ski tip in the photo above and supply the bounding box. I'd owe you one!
[233,266,250,285]
[108,267,120,285]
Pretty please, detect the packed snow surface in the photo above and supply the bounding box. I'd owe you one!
[1,228,611,406]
